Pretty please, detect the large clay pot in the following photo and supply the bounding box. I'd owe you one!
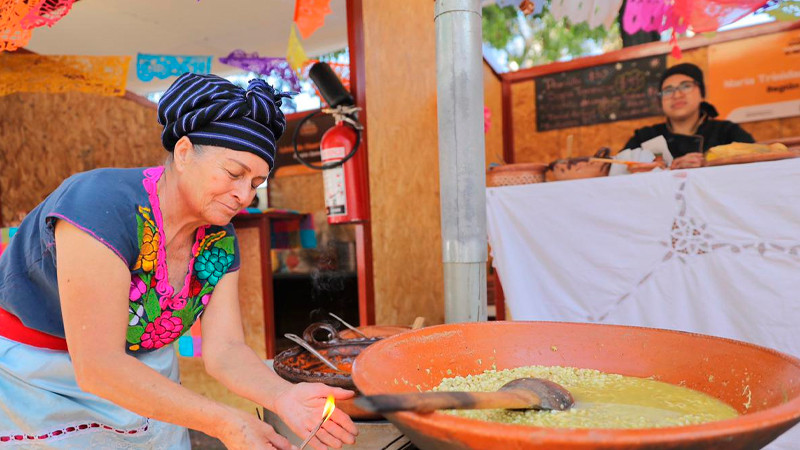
[352,322,800,449]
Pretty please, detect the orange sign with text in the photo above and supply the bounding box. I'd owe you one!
[707,29,800,123]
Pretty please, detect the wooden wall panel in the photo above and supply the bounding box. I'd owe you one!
[511,79,661,164]
[268,173,356,244]
[668,47,708,72]
[0,92,163,225]
[509,44,800,164]
[743,119,783,142]
[484,63,504,167]
[362,0,443,326]
[270,174,324,212]
[782,116,800,137]
[236,227,268,358]
[511,82,537,161]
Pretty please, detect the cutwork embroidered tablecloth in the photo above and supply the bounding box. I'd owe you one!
[487,158,800,448]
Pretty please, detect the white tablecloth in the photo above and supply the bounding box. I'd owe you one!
[486,159,800,449]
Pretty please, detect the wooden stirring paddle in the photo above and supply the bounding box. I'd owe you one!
[354,377,574,414]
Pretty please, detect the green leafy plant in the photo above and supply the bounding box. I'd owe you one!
[482,3,621,70]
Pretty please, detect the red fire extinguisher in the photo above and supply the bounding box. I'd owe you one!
[292,63,368,225]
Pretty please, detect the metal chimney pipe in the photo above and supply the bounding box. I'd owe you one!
[434,0,487,323]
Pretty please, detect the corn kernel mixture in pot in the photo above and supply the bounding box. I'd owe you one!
[433,366,738,429]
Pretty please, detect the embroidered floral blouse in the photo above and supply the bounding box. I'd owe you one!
[0,166,240,354]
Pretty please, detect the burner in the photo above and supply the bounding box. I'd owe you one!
[261,409,417,450]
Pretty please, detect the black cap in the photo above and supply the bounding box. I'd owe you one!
[660,63,705,97]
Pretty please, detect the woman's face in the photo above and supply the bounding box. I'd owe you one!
[181,145,270,225]
[660,74,702,121]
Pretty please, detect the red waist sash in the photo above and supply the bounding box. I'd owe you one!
[0,307,68,351]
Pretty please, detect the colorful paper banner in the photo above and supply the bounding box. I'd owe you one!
[550,0,623,29]
[1,0,77,53]
[623,0,766,35]
[286,25,308,72]
[136,53,213,82]
[21,0,77,29]
[0,0,36,52]
[623,0,766,59]
[293,0,332,40]
[0,54,131,96]
[219,50,301,91]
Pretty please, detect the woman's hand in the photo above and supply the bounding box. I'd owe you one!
[273,382,358,450]
[671,153,705,170]
[217,408,297,450]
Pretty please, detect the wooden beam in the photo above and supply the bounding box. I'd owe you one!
[346,0,376,326]
[501,79,515,164]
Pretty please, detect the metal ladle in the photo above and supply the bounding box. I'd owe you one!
[355,377,574,413]
[284,333,344,372]
[328,312,368,338]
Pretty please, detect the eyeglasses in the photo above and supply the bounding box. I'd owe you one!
[659,81,698,98]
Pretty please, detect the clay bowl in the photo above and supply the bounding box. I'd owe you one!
[352,321,800,449]
[629,161,667,173]
[549,157,611,181]
[273,323,410,421]
[548,148,613,181]
[486,163,548,187]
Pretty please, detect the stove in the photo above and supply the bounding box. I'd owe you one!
[262,409,417,450]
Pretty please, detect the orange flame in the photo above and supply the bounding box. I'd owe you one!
[322,395,336,422]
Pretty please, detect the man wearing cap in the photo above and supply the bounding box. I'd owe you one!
[622,63,755,169]
[0,74,357,449]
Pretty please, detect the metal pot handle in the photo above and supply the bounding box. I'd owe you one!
[594,147,611,159]
[302,322,343,347]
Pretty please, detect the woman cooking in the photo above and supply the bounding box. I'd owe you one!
[0,74,357,449]
[622,63,755,170]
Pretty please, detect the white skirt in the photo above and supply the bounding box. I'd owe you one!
[0,336,190,449]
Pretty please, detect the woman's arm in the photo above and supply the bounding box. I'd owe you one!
[55,221,292,450]
[201,272,358,450]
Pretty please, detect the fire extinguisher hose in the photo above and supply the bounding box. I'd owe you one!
[292,110,361,171]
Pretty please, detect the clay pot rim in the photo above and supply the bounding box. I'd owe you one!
[352,321,800,445]
[488,163,549,173]
[273,339,379,390]
[549,156,593,165]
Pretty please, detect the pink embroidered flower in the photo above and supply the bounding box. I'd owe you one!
[201,294,211,306]
[140,311,183,349]
[155,263,172,298]
[171,296,187,310]
[129,276,147,301]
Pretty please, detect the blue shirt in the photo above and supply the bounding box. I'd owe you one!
[0,167,240,353]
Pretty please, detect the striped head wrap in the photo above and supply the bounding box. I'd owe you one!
[157,73,293,169]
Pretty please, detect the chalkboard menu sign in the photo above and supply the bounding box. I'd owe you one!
[535,55,666,131]
[274,110,335,174]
